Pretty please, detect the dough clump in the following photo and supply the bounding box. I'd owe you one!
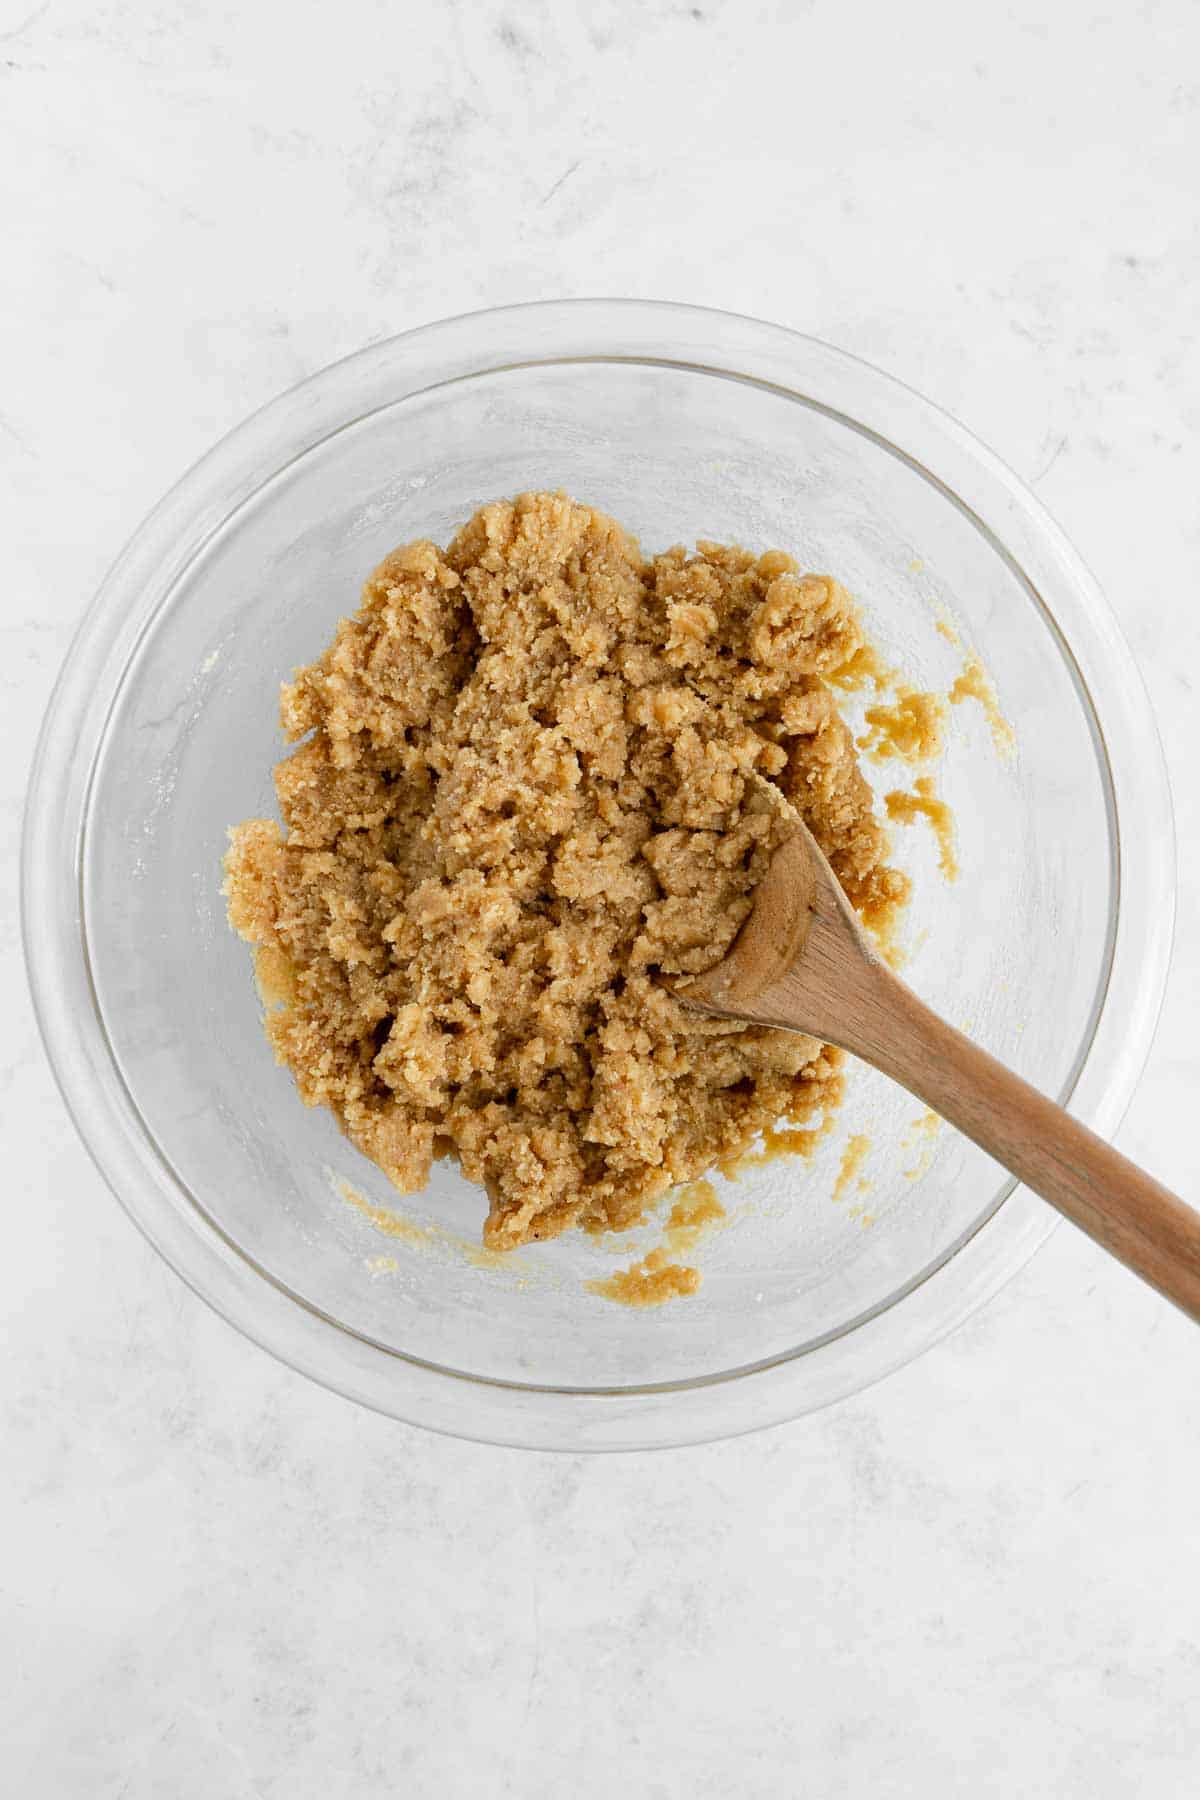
[224,493,906,1248]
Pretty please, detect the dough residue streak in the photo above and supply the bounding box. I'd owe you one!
[950,652,1015,757]
[886,777,959,882]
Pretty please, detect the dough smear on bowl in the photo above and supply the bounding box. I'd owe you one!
[224,492,908,1249]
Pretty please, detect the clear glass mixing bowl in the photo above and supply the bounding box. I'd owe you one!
[23,301,1174,1449]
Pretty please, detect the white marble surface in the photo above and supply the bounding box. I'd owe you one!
[4,0,1200,1792]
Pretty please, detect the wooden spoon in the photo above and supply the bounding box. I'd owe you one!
[678,811,1200,1321]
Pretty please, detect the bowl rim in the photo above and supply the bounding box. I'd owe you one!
[22,297,1177,1450]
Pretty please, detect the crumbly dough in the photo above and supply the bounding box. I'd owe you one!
[586,1179,729,1308]
[224,492,908,1249]
[858,688,945,764]
[586,1247,702,1308]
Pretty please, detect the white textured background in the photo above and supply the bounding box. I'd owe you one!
[4,1,1200,1793]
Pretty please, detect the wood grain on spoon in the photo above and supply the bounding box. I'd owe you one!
[679,810,1200,1322]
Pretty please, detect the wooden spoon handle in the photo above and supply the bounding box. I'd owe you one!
[856,973,1200,1321]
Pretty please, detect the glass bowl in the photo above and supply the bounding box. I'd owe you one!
[23,300,1174,1450]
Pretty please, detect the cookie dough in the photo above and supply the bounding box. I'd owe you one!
[224,493,908,1249]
